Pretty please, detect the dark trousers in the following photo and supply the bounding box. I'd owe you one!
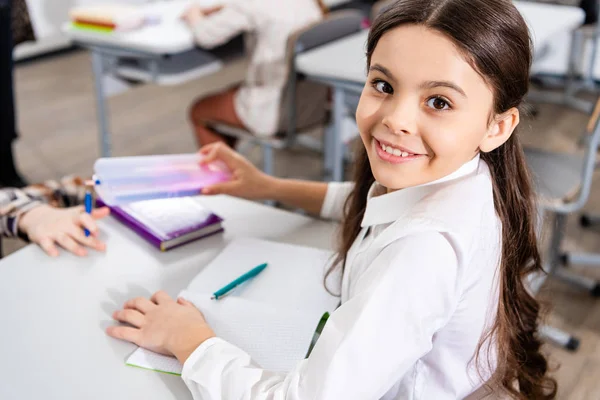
[0,0,16,148]
[581,0,599,25]
[0,0,26,187]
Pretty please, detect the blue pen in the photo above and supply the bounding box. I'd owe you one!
[84,186,93,237]
[211,263,268,300]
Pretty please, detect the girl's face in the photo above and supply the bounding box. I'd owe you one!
[356,24,519,191]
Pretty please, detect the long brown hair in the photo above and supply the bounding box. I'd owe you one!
[330,0,556,398]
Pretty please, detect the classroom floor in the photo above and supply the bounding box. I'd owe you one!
[5,49,600,398]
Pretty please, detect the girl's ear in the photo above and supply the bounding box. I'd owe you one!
[480,107,520,153]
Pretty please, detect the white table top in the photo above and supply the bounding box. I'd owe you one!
[296,1,585,84]
[63,0,208,55]
[64,0,354,55]
[0,195,337,400]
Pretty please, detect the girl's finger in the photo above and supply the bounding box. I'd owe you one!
[55,233,87,257]
[177,297,195,307]
[124,297,156,314]
[38,237,59,257]
[151,290,173,305]
[106,325,142,345]
[198,143,218,162]
[202,181,239,195]
[113,309,146,328]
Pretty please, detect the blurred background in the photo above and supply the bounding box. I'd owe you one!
[3,0,600,398]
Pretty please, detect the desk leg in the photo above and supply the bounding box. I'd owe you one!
[331,87,345,182]
[91,51,112,157]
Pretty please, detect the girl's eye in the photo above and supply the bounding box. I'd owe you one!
[372,80,393,94]
[427,97,451,111]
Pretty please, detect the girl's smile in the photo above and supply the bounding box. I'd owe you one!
[373,138,428,164]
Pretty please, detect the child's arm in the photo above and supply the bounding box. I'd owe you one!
[200,143,350,217]
[0,187,43,239]
[181,2,254,49]
[107,232,462,399]
[0,182,109,257]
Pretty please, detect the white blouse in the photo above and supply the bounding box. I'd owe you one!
[190,0,323,136]
[181,155,502,399]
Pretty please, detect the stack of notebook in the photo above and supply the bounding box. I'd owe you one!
[69,4,146,33]
[96,196,224,252]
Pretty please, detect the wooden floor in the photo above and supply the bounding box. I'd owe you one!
[5,50,600,398]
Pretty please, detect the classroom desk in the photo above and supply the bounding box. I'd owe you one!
[296,1,586,181]
[0,195,337,400]
[62,0,356,159]
[62,0,242,158]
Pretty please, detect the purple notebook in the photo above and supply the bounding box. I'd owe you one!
[96,197,224,251]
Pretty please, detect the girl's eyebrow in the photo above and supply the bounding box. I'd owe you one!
[369,64,396,82]
[420,81,467,98]
[369,63,467,98]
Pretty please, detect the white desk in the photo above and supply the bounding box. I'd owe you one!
[62,0,240,158]
[0,196,337,400]
[296,1,586,181]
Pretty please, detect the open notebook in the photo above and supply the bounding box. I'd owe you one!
[126,238,341,375]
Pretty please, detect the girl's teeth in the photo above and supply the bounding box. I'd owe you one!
[379,141,414,157]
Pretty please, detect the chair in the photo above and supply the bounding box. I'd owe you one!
[206,10,365,177]
[525,96,600,350]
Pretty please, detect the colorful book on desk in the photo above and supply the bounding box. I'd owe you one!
[125,238,341,375]
[69,4,145,32]
[96,197,223,251]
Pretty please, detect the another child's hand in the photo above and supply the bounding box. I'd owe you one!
[18,205,110,257]
[181,5,222,26]
[181,5,203,26]
[199,143,276,200]
[106,291,215,363]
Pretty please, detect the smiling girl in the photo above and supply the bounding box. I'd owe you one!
[107,0,556,398]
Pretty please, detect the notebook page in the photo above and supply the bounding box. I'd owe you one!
[182,291,326,371]
[120,197,214,238]
[186,238,341,313]
[126,293,327,374]
[126,238,341,374]
[126,348,183,375]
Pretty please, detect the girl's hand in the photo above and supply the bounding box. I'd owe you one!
[106,291,216,363]
[18,205,110,257]
[200,142,277,200]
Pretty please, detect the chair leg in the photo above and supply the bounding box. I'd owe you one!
[323,123,335,179]
[262,143,274,176]
[260,144,276,207]
[554,267,600,297]
[580,213,600,227]
[535,213,581,351]
[539,324,580,351]
[563,252,600,271]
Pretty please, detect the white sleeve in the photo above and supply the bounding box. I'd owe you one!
[181,232,461,400]
[190,4,254,48]
[319,182,355,221]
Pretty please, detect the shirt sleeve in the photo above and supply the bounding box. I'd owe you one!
[190,4,254,48]
[181,231,461,400]
[0,177,88,239]
[319,182,354,221]
[0,188,42,239]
